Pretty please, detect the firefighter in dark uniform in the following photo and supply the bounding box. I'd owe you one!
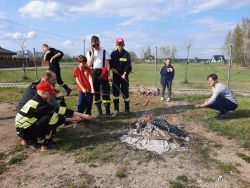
[15,81,91,151]
[87,36,111,116]
[42,44,72,96]
[110,38,132,114]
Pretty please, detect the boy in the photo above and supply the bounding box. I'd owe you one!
[74,55,94,115]
[42,44,72,96]
[15,81,91,151]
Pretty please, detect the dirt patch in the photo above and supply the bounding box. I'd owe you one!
[0,101,250,187]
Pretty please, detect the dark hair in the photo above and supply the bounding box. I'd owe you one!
[91,36,100,44]
[42,44,49,48]
[207,73,218,81]
[77,55,87,63]
[41,70,53,79]
[166,58,172,63]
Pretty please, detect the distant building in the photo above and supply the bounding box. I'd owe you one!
[211,55,226,63]
[0,46,17,58]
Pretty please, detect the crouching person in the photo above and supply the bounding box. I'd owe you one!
[15,81,91,151]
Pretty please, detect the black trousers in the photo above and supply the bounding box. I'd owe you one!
[161,80,172,98]
[16,116,52,141]
[112,74,129,100]
[49,55,64,85]
[16,115,66,141]
[207,95,238,114]
[93,69,110,104]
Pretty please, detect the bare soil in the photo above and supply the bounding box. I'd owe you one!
[0,102,249,188]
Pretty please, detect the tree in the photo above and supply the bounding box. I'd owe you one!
[170,47,177,59]
[232,24,244,66]
[159,46,170,58]
[129,51,137,62]
[241,17,250,66]
[223,31,232,58]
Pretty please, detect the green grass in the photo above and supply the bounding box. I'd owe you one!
[237,153,250,163]
[8,153,28,165]
[217,162,238,174]
[1,63,250,90]
[115,169,126,179]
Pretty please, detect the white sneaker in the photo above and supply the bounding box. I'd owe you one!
[166,98,171,102]
[160,97,164,101]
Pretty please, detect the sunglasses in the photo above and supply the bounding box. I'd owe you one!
[92,43,100,48]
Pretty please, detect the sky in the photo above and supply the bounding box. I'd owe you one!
[0,0,250,58]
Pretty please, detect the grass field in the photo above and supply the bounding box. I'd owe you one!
[0,62,250,90]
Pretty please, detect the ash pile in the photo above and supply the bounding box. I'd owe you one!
[136,87,158,96]
[120,114,189,154]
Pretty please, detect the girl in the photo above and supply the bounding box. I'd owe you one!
[160,58,175,102]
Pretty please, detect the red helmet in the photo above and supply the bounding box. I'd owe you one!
[116,38,125,45]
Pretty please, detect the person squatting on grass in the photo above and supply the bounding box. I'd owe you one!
[160,58,175,102]
[87,36,111,116]
[17,70,66,112]
[42,44,72,96]
[110,38,132,115]
[195,73,238,118]
[15,81,91,151]
[74,55,94,115]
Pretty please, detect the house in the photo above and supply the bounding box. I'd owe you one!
[211,55,226,63]
[0,46,17,58]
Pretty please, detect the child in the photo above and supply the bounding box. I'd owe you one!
[74,55,94,115]
[160,58,175,102]
[15,81,91,151]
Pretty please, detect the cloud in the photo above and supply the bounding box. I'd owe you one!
[63,39,75,46]
[6,31,36,40]
[18,0,69,19]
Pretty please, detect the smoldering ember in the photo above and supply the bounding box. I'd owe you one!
[120,114,190,154]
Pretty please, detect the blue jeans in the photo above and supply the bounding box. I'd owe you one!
[78,92,93,115]
[207,95,237,115]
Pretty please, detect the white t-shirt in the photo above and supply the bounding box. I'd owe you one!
[87,48,111,69]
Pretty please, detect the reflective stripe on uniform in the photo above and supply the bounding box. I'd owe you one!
[124,98,130,102]
[58,107,66,115]
[113,96,119,100]
[15,113,37,129]
[49,112,59,125]
[94,99,102,104]
[20,100,39,114]
[119,58,127,62]
[103,100,111,103]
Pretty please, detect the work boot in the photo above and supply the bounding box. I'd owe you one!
[62,84,72,96]
[113,99,119,116]
[124,101,130,113]
[104,103,111,116]
[95,103,103,117]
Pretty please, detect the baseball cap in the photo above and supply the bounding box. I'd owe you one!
[116,38,125,45]
[37,81,58,95]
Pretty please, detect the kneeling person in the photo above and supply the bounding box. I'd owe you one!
[195,73,238,118]
[15,81,91,151]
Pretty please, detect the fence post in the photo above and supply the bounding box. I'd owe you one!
[154,46,157,89]
[33,48,38,79]
[227,45,233,87]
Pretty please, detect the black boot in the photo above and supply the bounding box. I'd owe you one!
[124,101,130,113]
[113,99,119,115]
[95,103,103,117]
[62,84,72,96]
[104,103,111,116]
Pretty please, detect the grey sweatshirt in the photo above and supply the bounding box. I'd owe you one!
[207,83,237,105]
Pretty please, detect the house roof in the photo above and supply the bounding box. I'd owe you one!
[0,47,17,55]
[212,55,225,61]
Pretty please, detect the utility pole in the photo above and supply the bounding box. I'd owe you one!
[83,38,86,55]
[154,46,158,89]
[33,48,38,79]
[184,44,191,83]
[227,44,233,87]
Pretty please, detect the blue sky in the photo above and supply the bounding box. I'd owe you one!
[0,0,250,58]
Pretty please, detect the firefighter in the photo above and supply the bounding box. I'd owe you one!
[15,81,91,151]
[87,36,111,116]
[110,38,132,114]
[42,44,72,96]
